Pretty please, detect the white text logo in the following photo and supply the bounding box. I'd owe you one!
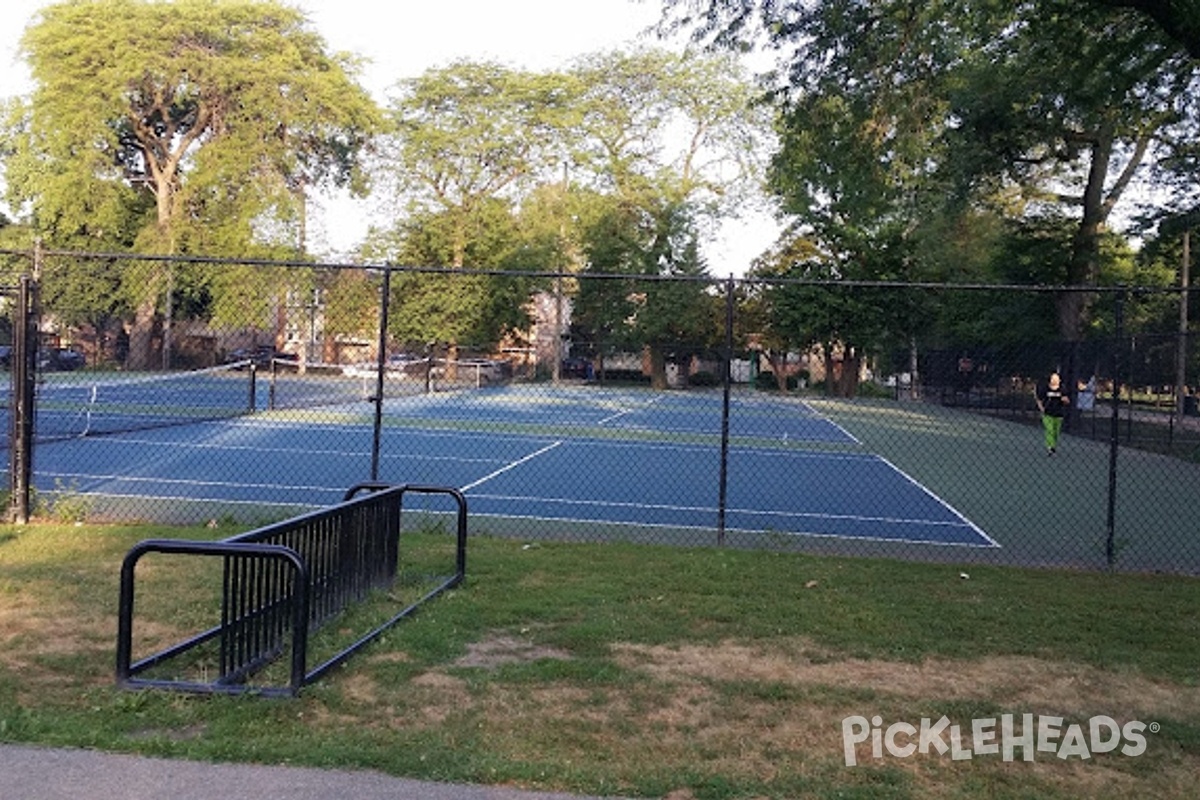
[841,714,1151,767]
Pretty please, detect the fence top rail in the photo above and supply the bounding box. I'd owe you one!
[1,245,1194,295]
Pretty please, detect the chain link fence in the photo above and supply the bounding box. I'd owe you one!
[2,247,1198,574]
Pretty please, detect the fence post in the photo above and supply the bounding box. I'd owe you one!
[1175,231,1190,422]
[717,276,735,546]
[9,272,38,524]
[370,267,392,482]
[1105,289,1126,569]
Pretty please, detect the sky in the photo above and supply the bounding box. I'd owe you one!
[0,0,782,273]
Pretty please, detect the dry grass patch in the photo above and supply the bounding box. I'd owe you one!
[0,586,111,685]
[599,638,1200,796]
[406,671,473,726]
[612,638,1200,720]
[453,632,573,669]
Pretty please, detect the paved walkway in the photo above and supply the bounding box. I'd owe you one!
[0,744,626,800]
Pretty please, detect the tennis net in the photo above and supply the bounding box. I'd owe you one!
[21,362,258,441]
[264,357,513,412]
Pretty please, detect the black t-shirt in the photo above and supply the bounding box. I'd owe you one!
[1038,383,1070,418]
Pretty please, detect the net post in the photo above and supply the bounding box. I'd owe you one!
[248,363,257,413]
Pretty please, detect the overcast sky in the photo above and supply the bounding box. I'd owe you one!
[1,0,780,272]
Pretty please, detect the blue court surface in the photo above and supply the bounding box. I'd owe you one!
[28,385,997,549]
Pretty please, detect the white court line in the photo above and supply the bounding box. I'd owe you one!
[37,470,340,495]
[595,393,666,426]
[59,433,513,465]
[874,454,1000,547]
[469,509,999,550]
[816,416,861,445]
[596,408,636,425]
[458,441,563,492]
[468,491,984,532]
[470,492,708,515]
[51,490,331,511]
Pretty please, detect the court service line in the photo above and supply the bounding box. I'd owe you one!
[595,393,668,426]
[459,441,564,492]
[596,408,636,425]
[58,433,512,465]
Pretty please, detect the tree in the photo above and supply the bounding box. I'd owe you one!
[1092,0,1200,57]
[375,61,573,366]
[372,51,766,382]
[379,200,538,353]
[384,61,573,270]
[662,0,1199,387]
[567,49,768,387]
[742,235,826,391]
[569,49,766,214]
[942,3,1193,338]
[10,0,381,368]
[573,196,720,387]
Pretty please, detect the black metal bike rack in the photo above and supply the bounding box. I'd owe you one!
[116,483,467,697]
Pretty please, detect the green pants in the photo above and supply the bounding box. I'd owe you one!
[1042,415,1063,450]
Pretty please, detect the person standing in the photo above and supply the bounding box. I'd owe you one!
[1076,375,1097,412]
[1035,372,1071,455]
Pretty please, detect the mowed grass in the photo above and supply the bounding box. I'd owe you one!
[1,521,1199,799]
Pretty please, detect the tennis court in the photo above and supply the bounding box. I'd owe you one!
[23,375,995,550]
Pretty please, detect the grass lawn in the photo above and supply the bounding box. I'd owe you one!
[1,521,1198,799]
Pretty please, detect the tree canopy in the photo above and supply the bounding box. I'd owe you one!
[365,50,766,379]
[663,0,1199,392]
[6,0,381,367]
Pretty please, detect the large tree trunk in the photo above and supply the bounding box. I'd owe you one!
[838,348,861,398]
[768,351,790,391]
[1056,125,1127,429]
[648,345,668,390]
[823,343,861,398]
[127,298,158,371]
[445,342,460,382]
[908,337,921,400]
[127,191,176,370]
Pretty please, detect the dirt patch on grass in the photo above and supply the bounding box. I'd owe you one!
[0,587,105,666]
[126,723,208,743]
[596,638,1200,797]
[611,639,1200,720]
[453,632,573,669]
[401,671,473,726]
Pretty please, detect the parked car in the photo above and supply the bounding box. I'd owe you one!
[561,357,593,379]
[40,347,85,371]
[223,345,297,369]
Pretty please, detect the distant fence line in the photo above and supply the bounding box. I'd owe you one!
[2,246,1198,575]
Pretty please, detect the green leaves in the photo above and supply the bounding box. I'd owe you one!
[18,0,383,244]
[9,0,382,367]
